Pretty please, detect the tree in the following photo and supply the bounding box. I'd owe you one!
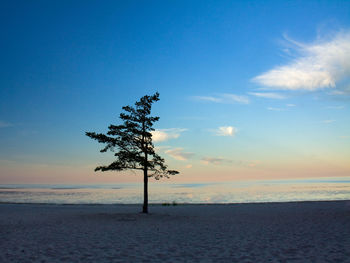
[86,92,179,213]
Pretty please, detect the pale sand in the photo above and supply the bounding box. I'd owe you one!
[1,201,350,262]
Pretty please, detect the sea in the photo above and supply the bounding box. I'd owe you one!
[0,177,349,205]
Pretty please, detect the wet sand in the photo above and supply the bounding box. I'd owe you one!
[1,201,350,262]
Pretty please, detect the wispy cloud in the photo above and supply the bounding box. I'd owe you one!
[0,121,12,128]
[328,83,350,96]
[329,90,348,95]
[267,104,298,111]
[151,128,187,142]
[222,94,250,104]
[252,31,350,91]
[248,160,262,167]
[193,96,221,103]
[322,120,335,124]
[201,157,229,165]
[165,148,194,161]
[326,105,345,110]
[267,107,285,111]
[248,92,286,99]
[154,145,171,152]
[200,157,262,167]
[193,93,250,104]
[215,126,237,137]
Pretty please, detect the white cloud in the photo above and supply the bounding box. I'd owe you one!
[248,92,286,99]
[215,126,237,137]
[252,31,350,91]
[151,128,187,142]
[193,93,250,104]
[165,148,194,161]
[286,104,296,107]
[0,121,12,128]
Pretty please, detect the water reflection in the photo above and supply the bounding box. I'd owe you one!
[0,177,349,204]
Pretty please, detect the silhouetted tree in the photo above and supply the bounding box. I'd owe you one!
[86,92,179,213]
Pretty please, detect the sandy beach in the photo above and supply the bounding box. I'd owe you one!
[1,201,350,262]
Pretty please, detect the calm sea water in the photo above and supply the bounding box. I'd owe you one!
[0,177,349,204]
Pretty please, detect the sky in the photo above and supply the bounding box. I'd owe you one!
[1,0,350,184]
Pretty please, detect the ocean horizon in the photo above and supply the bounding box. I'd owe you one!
[1,177,349,205]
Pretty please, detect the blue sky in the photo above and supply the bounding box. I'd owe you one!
[1,0,350,183]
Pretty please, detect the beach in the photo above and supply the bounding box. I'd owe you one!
[1,201,350,262]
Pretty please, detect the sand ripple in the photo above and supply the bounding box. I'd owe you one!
[1,201,350,262]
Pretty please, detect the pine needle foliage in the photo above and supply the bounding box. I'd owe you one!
[86,92,179,213]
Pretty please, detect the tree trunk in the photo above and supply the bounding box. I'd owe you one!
[142,167,148,213]
[142,122,148,214]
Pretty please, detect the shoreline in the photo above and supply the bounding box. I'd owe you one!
[1,199,349,206]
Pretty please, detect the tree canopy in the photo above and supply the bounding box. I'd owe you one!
[86,92,178,213]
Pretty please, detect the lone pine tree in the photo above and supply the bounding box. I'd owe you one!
[86,92,179,213]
